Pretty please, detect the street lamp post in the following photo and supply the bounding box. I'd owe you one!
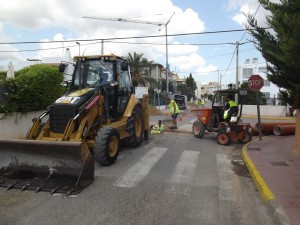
[165,12,175,95]
[76,42,81,56]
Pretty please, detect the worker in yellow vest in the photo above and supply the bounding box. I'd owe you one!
[223,95,238,122]
[195,99,199,108]
[166,96,180,129]
[201,98,205,108]
[151,120,165,134]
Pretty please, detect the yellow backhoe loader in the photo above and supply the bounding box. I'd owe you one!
[0,55,149,195]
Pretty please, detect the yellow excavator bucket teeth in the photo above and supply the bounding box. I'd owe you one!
[0,138,94,195]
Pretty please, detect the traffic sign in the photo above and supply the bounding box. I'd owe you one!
[248,75,264,91]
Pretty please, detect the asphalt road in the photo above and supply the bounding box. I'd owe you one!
[0,116,275,225]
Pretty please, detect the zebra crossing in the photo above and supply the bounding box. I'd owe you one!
[104,146,204,190]
[96,144,236,199]
[113,147,168,188]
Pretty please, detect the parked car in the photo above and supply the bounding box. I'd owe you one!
[173,94,188,110]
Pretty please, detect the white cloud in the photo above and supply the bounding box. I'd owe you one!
[0,0,213,74]
[227,0,276,28]
[169,53,217,78]
[232,4,256,27]
[0,23,23,62]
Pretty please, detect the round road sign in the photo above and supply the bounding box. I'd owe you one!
[248,75,264,91]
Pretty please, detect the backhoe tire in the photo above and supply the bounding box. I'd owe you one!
[122,105,144,148]
[193,120,205,138]
[93,127,120,166]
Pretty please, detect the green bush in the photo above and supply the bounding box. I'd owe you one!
[0,64,64,113]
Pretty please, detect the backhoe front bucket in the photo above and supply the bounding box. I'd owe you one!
[0,138,94,195]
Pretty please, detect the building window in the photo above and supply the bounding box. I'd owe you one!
[242,68,253,79]
[264,80,270,86]
[262,92,270,99]
[258,67,267,73]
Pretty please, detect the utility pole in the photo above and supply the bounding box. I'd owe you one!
[236,41,239,90]
[217,70,220,90]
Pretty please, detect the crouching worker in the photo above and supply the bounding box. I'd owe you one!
[151,120,165,134]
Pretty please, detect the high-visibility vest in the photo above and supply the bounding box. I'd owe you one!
[170,100,180,114]
[224,109,229,119]
[153,124,165,131]
[228,100,238,107]
[224,100,238,119]
[201,99,205,105]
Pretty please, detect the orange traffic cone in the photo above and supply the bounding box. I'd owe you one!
[179,115,183,122]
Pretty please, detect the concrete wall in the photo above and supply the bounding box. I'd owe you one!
[0,105,292,139]
[0,111,45,139]
[242,105,288,117]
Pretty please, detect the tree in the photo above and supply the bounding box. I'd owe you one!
[240,83,267,105]
[185,73,197,100]
[246,0,300,151]
[278,89,296,116]
[246,0,300,108]
[125,52,150,87]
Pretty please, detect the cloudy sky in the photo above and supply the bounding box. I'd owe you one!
[0,0,270,85]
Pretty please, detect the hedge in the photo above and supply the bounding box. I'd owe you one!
[0,64,64,113]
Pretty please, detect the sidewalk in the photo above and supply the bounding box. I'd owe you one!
[242,136,300,225]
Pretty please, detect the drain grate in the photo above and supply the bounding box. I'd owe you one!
[248,147,261,151]
[269,161,290,166]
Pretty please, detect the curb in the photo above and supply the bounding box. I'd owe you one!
[241,139,292,225]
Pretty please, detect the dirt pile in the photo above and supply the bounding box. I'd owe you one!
[149,105,164,116]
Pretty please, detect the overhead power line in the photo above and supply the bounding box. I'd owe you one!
[0,27,270,45]
[0,40,251,53]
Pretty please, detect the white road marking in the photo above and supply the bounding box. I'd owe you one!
[113,147,168,188]
[169,150,200,184]
[217,154,236,201]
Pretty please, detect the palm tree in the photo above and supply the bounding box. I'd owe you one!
[125,52,148,86]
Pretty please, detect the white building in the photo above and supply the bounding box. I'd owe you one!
[195,82,201,99]
[240,58,280,104]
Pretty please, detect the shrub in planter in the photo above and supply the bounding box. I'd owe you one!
[2,65,64,113]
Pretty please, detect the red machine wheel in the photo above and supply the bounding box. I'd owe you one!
[193,120,205,138]
[217,131,231,145]
[238,132,252,143]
